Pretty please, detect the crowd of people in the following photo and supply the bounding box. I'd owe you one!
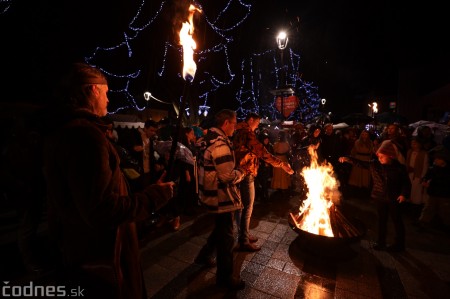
[1,62,450,297]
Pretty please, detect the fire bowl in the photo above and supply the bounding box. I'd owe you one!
[288,206,366,258]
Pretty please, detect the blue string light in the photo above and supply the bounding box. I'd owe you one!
[236,47,321,123]
[81,0,252,115]
[76,0,321,123]
[0,0,13,15]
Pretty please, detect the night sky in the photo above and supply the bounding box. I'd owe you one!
[1,0,449,115]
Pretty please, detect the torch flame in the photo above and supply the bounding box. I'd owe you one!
[295,146,340,237]
[372,102,378,114]
[179,4,202,81]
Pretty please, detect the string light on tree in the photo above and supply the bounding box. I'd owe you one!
[78,0,321,123]
[83,0,252,115]
[1,0,13,14]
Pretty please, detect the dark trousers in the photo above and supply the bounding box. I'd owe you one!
[199,212,235,282]
[256,169,271,202]
[376,200,405,246]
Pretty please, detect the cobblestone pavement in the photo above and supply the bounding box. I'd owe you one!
[140,191,450,299]
[1,190,450,298]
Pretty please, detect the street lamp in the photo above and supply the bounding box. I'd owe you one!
[276,31,289,87]
[143,91,171,104]
[144,90,177,117]
[198,105,210,117]
[276,31,288,50]
[320,98,327,113]
[144,91,151,106]
[275,30,291,120]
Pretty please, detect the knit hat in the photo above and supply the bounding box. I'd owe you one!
[70,62,108,85]
[376,140,397,159]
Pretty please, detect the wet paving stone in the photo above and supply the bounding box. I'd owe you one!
[251,253,271,266]
[253,267,301,298]
[5,192,449,298]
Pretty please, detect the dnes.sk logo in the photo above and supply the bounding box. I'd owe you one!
[2,281,85,297]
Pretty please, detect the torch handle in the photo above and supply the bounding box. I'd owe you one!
[166,82,190,182]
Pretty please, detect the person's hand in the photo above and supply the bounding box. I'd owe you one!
[281,162,294,175]
[338,157,349,163]
[143,179,176,211]
[154,164,164,173]
[158,181,176,199]
[397,195,407,203]
[421,180,430,188]
[133,145,144,152]
[237,167,250,176]
[185,170,191,182]
[156,171,167,184]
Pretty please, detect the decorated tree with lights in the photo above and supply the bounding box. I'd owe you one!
[1,0,318,123]
[235,47,321,123]
[44,0,322,124]
[81,0,252,122]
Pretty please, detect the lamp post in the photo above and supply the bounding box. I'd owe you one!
[277,31,289,119]
[143,91,151,119]
[270,31,293,120]
[276,31,288,82]
[144,91,151,106]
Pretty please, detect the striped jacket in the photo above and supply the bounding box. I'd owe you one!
[199,127,246,213]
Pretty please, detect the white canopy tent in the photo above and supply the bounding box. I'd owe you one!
[113,121,145,129]
[105,113,144,129]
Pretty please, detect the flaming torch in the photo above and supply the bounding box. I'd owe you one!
[179,4,201,82]
[167,4,202,181]
[368,101,378,118]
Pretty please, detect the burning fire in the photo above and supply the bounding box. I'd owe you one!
[293,146,340,237]
[179,4,202,81]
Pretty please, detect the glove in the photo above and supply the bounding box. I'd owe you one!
[281,162,294,175]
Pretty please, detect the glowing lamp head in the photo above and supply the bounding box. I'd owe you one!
[276,31,288,50]
[144,92,151,101]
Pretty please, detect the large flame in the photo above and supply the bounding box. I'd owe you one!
[179,4,202,81]
[295,146,340,237]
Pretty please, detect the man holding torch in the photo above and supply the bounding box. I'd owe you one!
[43,62,175,299]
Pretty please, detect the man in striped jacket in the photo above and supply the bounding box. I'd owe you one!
[196,109,247,290]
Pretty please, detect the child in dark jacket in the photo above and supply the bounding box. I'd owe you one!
[418,150,450,230]
[339,140,411,252]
